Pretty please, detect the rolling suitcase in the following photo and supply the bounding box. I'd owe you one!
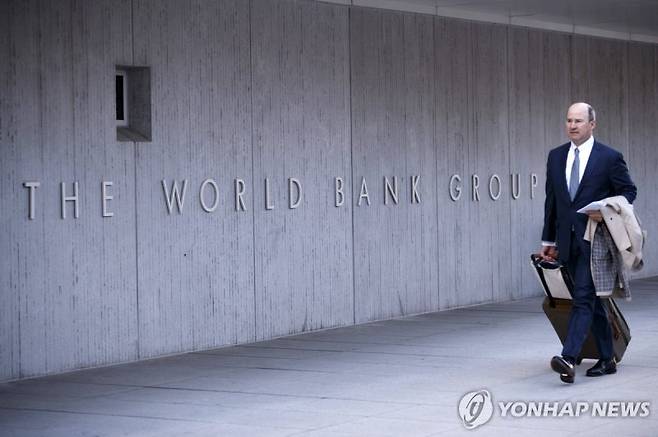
[530,254,631,363]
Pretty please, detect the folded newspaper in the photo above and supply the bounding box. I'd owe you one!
[577,200,634,214]
[576,200,606,214]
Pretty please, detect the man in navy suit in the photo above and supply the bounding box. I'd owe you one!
[540,102,637,384]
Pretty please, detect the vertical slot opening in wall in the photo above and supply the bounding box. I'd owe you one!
[116,70,128,127]
[115,65,152,142]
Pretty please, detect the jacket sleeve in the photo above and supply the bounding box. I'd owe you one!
[541,152,557,243]
[610,151,637,204]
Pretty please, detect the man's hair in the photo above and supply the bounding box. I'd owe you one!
[587,104,596,122]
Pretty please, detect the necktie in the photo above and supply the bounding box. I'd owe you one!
[569,148,580,200]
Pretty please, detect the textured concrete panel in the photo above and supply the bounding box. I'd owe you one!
[435,19,513,309]
[571,36,629,154]
[251,0,353,338]
[0,0,43,382]
[628,43,658,278]
[572,35,653,276]
[66,0,138,372]
[0,0,138,380]
[132,0,256,357]
[507,28,572,300]
[471,22,512,304]
[434,18,470,310]
[351,8,438,322]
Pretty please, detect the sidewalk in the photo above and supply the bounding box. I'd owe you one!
[2,277,657,436]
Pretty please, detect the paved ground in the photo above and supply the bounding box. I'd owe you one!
[1,277,657,436]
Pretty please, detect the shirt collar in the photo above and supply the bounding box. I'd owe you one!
[570,136,594,153]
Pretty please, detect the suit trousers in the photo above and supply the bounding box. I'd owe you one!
[562,231,614,361]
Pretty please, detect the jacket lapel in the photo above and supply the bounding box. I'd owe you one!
[557,145,570,200]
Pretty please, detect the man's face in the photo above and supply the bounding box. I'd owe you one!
[566,105,595,146]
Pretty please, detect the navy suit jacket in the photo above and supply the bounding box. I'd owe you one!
[542,140,637,263]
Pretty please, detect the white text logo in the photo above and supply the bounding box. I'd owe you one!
[458,389,494,429]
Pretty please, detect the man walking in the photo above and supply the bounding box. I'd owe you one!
[540,102,637,383]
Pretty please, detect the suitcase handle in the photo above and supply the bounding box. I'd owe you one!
[531,254,557,307]
[531,254,560,270]
[530,254,576,305]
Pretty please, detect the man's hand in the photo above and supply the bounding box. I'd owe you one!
[540,245,558,261]
[587,210,603,222]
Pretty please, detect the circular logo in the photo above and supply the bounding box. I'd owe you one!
[458,389,493,429]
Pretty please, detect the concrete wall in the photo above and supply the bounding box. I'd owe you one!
[1,0,656,381]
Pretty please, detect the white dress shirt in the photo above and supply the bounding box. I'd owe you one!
[565,135,594,188]
[541,136,595,247]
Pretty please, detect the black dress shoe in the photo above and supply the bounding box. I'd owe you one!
[586,359,617,377]
[551,355,575,384]
[559,373,574,384]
